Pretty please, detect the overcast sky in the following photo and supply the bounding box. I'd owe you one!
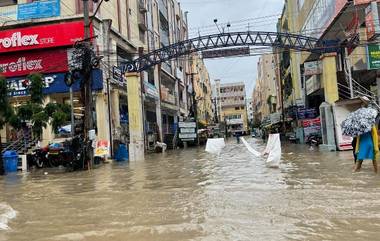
[180,0,284,96]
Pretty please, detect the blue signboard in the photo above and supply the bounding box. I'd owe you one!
[7,69,103,97]
[18,0,60,20]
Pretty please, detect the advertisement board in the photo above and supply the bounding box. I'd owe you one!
[202,47,250,59]
[7,69,103,97]
[304,61,322,76]
[0,48,68,77]
[18,0,60,20]
[178,122,197,141]
[367,44,380,69]
[306,75,321,95]
[0,21,89,53]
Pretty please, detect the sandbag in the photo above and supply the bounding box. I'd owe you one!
[205,138,225,155]
[240,137,261,157]
[265,133,281,168]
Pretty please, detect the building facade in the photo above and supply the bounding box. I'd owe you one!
[274,0,380,149]
[218,82,248,135]
[191,53,213,127]
[252,53,279,128]
[0,0,194,156]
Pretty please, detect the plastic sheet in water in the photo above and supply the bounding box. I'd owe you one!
[264,134,281,168]
[240,137,261,157]
[205,138,225,155]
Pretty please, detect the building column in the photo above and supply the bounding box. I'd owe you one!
[42,96,54,146]
[321,53,339,104]
[126,72,145,161]
[95,92,110,143]
[111,89,120,133]
[155,66,163,142]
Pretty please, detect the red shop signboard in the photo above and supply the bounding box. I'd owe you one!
[0,48,69,77]
[0,21,90,53]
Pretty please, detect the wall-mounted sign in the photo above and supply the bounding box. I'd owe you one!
[144,81,159,99]
[7,69,103,97]
[0,48,68,77]
[18,0,60,20]
[0,21,89,53]
[367,44,380,69]
[304,61,322,76]
[306,75,321,95]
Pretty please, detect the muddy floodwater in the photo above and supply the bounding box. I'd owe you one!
[1,138,380,241]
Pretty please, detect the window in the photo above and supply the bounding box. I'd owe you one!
[235,107,239,110]
[0,0,17,7]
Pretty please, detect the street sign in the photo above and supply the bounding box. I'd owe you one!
[112,66,123,81]
[178,122,197,141]
[179,133,197,139]
[202,47,250,59]
[180,128,195,133]
[178,122,196,128]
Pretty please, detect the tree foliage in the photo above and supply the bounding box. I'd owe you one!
[12,73,72,139]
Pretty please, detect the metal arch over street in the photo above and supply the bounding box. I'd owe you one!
[122,31,336,73]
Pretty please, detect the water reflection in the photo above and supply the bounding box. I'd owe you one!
[0,138,380,240]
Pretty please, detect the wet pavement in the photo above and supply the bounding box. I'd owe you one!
[1,138,380,241]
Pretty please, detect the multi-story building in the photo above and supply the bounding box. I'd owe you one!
[218,82,248,135]
[252,54,279,127]
[0,0,192,156]
[191,54,213,127]
[276,0,379,149]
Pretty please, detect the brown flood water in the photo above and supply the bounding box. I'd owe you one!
[1,138,380,241]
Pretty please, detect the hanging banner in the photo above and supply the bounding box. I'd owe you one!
[0,48,68,77]
[0,21,90,53]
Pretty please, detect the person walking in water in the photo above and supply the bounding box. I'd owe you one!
[354,126,379,173]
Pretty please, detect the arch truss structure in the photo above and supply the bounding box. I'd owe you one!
[122,31,337,73]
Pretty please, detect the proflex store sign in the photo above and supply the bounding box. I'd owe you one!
[7,69,103,97]
[0,21,89,53]
[0,48,68,77]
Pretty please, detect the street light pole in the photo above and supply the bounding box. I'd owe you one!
[83,0,94,167]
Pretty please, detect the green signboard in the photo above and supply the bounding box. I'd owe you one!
[368,44,380,69]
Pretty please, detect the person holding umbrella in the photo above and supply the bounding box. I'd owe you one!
[341,105,379,173]
[354,126,379,173]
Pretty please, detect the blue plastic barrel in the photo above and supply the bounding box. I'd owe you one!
[115,144,129,162]
[3,151,19,173]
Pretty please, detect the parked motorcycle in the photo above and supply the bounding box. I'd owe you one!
[306,134,322,146]
[31,146,49,168]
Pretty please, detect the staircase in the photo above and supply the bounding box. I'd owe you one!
[1,129,38,155]
[338,54,378,105]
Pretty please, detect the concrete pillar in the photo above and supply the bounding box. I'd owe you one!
[321,53,339,104]
[111,89,120,131]
[42,96,54,146]
[95,92,109,142]
[155,66,163,142]
[126,72,145,161]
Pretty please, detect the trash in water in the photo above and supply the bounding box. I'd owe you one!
[240,137,261,157]
[205,138,225,155]
[264,134,281,168]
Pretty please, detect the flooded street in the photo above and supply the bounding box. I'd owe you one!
[1,138,380,241]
